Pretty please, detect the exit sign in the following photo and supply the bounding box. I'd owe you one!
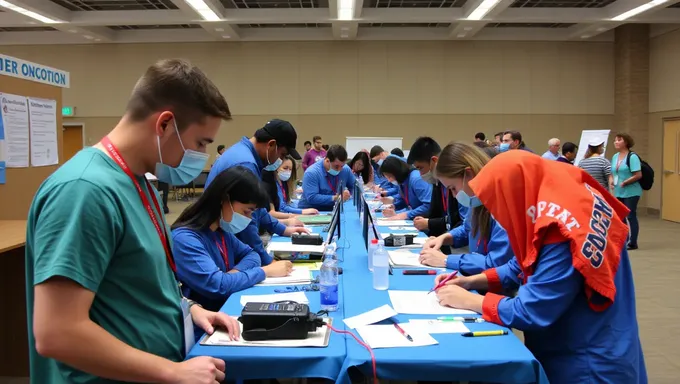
[62,106,75,116]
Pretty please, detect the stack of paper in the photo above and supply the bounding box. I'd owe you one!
[343,304,398,329]
[256,267,312,286]
[239,292,309,306]
[201,318,332,348]
[388,290,477,315]
[267,241,326,255]
[388,251,442,269]
[388,226,418,231]
[376,219,412,227]
[380,233,419,239]
[355,323,438,349]
[408,319,470,334]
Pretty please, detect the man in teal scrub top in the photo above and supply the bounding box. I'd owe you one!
[25,59,239,384]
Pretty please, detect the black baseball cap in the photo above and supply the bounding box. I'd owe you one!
[255,119,301,160]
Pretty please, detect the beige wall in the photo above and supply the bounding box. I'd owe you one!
[648,27,680,211]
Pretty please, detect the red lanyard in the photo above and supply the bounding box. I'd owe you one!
[615,154,626,172]
[278,180,287,201]
[101,136,175,273]
[441,184,449,212]
[215,232,229,270]
[400,181,410,207]
[477,237,488,254]
[326,176,337,194]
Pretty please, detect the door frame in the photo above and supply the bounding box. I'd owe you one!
[661,117,680,218]
[63,122,87,147]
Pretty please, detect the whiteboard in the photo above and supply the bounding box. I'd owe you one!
[345,137,403,158]
[574,130,611,165]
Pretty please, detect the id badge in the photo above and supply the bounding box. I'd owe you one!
[181,298,196,356]
[613,175,619,186]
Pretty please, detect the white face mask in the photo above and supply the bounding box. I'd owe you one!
[278,170,292,181]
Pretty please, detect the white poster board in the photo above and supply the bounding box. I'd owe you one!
[574,129,610,166]
[346,137,403,158]
[0,93,30,168]
[28,97,58,167]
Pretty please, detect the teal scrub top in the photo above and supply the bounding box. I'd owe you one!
[612,152,643,198]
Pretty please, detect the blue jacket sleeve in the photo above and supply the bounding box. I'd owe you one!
[278,185,303,214]
[230,234,263,271]
[302,169,335,207]
[445,221,513,275]
[343,167,356,193]
[494,257,523,290]
[449,205,471,248]
[406,178,432,220]
[257,208,286,236]
[236,215,274,266]
[173,231,266,300]
[495,241,584,330]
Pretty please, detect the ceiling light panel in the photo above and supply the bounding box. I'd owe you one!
[0,0,63,23]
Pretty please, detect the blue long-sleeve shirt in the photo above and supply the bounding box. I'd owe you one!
[391,170,432,220]
[445,209,513,275]
[171,227,266,312]
[276,180,302,214]
[372,162,398,196]
[206,137,286,264]
[448,203,470,248]
[298,161,356,211]
[489,241,647,384]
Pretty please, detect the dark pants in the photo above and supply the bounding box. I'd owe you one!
[158,181,170,214]
[618,196,640,246]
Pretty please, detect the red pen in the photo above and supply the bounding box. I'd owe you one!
[428,271,459,294]
[403,270,436,275]
[391,320,413,342]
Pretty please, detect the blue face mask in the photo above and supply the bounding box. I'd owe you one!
[377,159,384,166]
[455,173,483,208]
[499,143,510,153]
[390,180,399,186]
[155,120,209,186]
[219,201,251,234]
[264,144,283,171]
[328,168,341,176]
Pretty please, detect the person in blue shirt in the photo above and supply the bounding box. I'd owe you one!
[541,138,561,160]
[370,145,398,196]
[433,150,647,384]
[418,143,512,275]
[262,155,319,218]
[379,155,432,221]
[206,119,309,265]
[298,144,356,211]
[612,132,643,250]
[172,166,293,314]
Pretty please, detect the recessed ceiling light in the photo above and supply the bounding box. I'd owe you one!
[581,35,590,39]
[338,0,355,20]
[0,0,63,24]
[467,0,502,21]
[94,38,101,42]
[215,28,224,32]
[463,27,472,31]
[222,35,231,39]
[611,0,669,21]
[83,35,93,39]
[183,0,221,21]
[340,33,349,38]
[457,33,466,38]
[341,26,349,31]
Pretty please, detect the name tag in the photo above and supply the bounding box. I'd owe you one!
[181,298,196,356]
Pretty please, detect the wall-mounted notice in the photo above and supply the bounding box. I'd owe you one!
[28,98,58,167]
[0,93,30,168]
[0,106,5,184]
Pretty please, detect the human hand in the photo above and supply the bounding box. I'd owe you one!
[382,207,396,217]
[191,306,240,340]
[287,217,304,227]
[284,226,310,236]
[263,260,293,277]
[423,235,444,251]
[169,356,225,384]
[418,249,447,268]
[413,216,429,231]
[381,196,394,204]
[433,273,470,290]
[302,208,319,215]
[436,284,479,311]
[342,190,350,201]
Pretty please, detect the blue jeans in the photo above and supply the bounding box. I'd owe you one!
[618,196,640,246]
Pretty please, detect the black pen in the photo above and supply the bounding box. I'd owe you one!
[388,264,393,275]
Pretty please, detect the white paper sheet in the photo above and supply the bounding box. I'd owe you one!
[388,226,418,231]
[202,317,331,347]
[145,172,158,181]
[408,319,470,334]
[376,219,412,227]
[256,266,312,286]
[356,323,438,349]
[343,304,397,329]
[0,93,29,167]
[267,241,326,254]
[388,290,477,315]
[388,251,442,269]
[412,237,427,245]
[574,129,611,165]
[28,98,58,167]
[240,292,309,307]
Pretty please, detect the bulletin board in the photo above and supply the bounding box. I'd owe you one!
[0,75,63,220]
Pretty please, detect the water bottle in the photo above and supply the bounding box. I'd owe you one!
[372,240,389,290]
[320,247,339,312]
[368,238,378,271]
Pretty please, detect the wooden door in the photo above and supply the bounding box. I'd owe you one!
[662,119,680,223]
[62,124,83,162]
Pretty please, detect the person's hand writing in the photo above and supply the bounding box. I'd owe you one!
[382,207,396,217]
[342,190,351,201]
[302,208,319,215]
[284,226,310,236]
[263,260,293,277]
[433,273,470,289]
[381,196,394,204]
[191,306,240,341]
[169,357,225,384]
[423,235,443,251]
[413,216,428,231]
[418,249,447,268]
[436,285,480,312]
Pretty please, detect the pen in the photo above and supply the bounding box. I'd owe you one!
[403,270,436,275]
[461,330,508,337]
[428,271,458,294]
[437,317,485,323]
[391,321,413,342]
[389,264,393,275]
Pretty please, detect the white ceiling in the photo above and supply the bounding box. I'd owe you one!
[0,0,678,44]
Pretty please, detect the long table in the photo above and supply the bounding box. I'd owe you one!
[188,201,549,383]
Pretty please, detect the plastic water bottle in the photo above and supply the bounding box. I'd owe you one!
[368,238,378,272]
[320,247,339,312]
[372,240,389,290]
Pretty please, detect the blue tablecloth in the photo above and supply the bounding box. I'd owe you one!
[187,200,549,383]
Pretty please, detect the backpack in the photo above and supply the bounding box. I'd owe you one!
[626,152,654,191]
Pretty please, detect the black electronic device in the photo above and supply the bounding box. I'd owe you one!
[384,234,416,247]
[239,302,324,341]
[291,233,324,246]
